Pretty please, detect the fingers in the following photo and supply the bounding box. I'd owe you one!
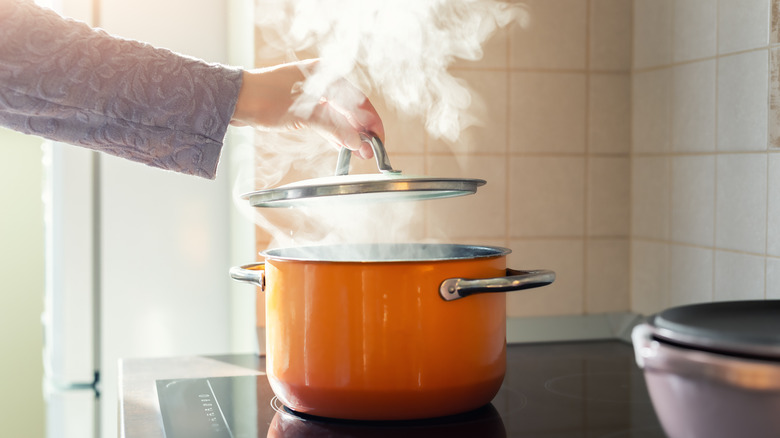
[354,94,385,144]
[308,100,376,159]
[302,78,383,159]
[234,60,385,160]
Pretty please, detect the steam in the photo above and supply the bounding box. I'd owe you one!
[255,0,527,141]
[237,0,526,252]
[231,130,425,253]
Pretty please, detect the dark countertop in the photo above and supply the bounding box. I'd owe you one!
[119,341,665,438]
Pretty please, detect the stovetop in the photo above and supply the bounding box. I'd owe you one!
[155,341,665,437]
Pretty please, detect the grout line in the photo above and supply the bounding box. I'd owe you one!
[637,0,671,311]
[583,0,592,315]
[712,0,720,302]
[665,0,674,310]
[632,149,780,156]
[630,236,780,260]
[409,149,780,159]
[391,151,635,158]
[510,235,630,241]
[632,46,773,74]
[766,48,771,299]
[765,9,776,297]
[666,155,674,309]
[505,25,512,251]
[450,66,633,75]
[628,0,636,313]
[628,154,635,309]
[510,151,631,157]
[766,48,772,297]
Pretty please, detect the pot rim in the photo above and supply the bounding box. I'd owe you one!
[260,243,512,263]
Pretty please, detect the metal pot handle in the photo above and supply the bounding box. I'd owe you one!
[229,263,266,291]
[335,134,402,176]
[439,268,555,301]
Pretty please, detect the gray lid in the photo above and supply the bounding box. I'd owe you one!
[244,173,486,208]
[651,300,780,361]
[244,136,486,208]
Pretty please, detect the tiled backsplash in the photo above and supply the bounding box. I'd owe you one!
[253,0,632,318]
[428,0,632,317]
[253,0,779,320]
[632,0,780,313]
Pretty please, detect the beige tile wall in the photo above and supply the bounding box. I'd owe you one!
[253,0,634,319]
[631,0,780,314]
[449,0,633,317]
[250,0,780,323]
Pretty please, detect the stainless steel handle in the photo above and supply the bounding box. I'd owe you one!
[439,268,555,301]
[229,263,266,291]
[335,134,402,176]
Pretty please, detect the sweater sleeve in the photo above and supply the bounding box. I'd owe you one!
[0,0,243,179]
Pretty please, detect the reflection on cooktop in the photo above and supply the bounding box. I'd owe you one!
[544,372,655,403]
[268,397,508,438]
[156,341,666,438]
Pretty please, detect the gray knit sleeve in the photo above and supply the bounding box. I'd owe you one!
[0,0,242,179]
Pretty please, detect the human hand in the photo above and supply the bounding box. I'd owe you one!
[230,59,384,159]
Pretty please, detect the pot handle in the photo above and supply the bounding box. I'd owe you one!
[335,134,402,176]
[439,268,555,301]
[229,263,266,291]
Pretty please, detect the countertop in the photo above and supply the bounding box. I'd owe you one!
[119,354,264,438]
[119,341,664,438]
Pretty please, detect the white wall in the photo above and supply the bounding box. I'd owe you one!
[95,1,239,437]
[0,129,45,438]
[1,1,255,436]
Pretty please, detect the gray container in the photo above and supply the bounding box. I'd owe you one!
[632,301,780,438]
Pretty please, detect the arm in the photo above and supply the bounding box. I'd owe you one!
[0,0,241,179]
[0,0,384,179]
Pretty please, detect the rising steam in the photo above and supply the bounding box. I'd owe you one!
[255,0,527,141]
[237,0,526,251]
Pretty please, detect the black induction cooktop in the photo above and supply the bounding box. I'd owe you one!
[156,341,665,437]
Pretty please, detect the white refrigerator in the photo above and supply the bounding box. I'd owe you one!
[40,0,257,437]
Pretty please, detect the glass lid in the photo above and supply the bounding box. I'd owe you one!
[243,136,486,208]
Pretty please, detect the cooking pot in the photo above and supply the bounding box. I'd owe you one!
[230,243,554,420]
[632,300,780,438]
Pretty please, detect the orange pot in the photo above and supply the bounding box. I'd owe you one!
[230,243,554,421]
